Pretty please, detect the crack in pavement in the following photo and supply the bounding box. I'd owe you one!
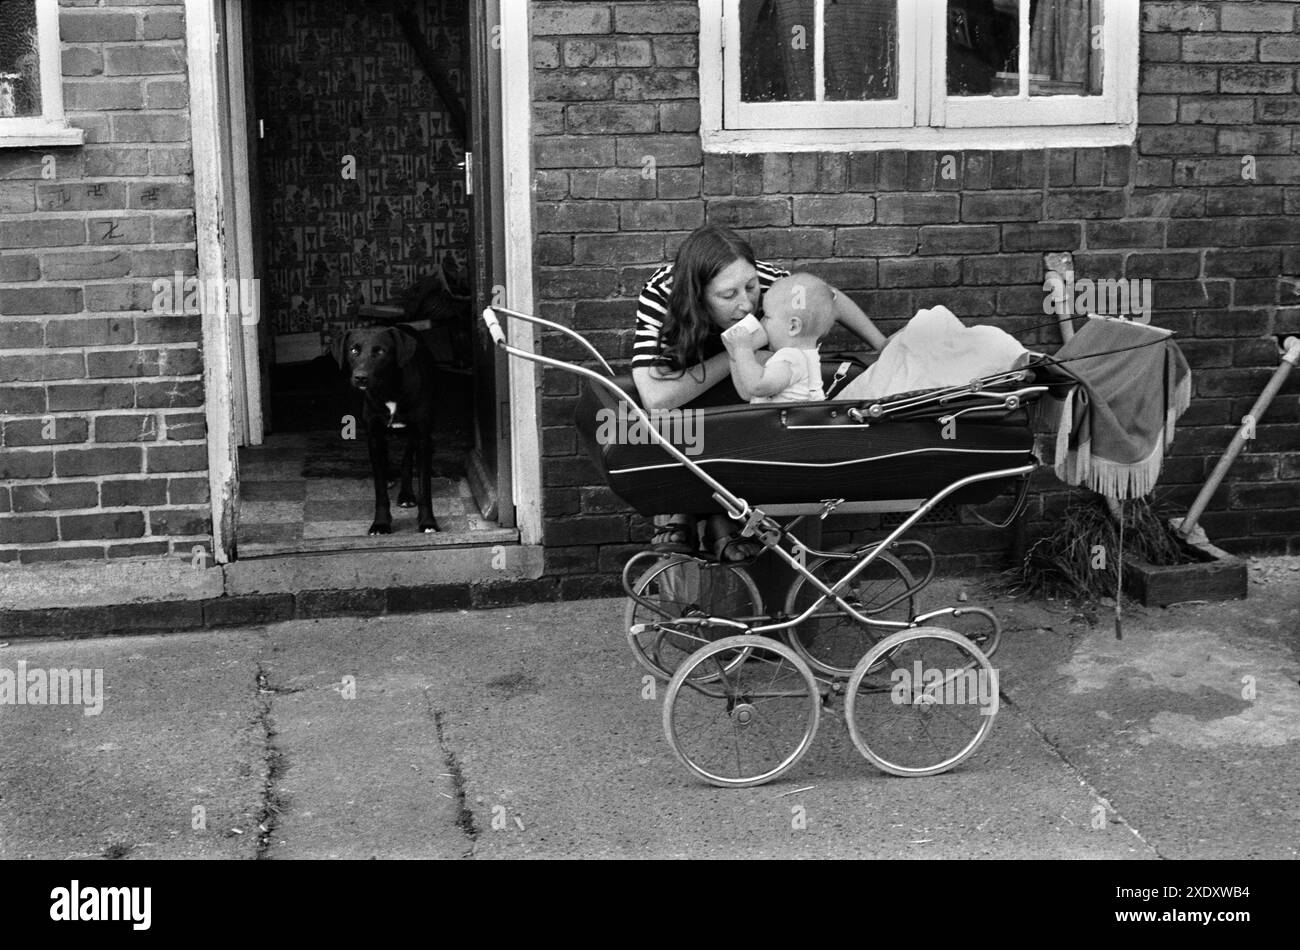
[423,688,478,858]
[999,690,1161,858]
[253,663,289,860]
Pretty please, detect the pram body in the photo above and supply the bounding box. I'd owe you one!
[575,373,1038,516]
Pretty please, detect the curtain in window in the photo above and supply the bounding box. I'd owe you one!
[1029,0,1100,93]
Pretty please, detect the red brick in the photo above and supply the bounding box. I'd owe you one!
[792,195,875,226]
[879,258,960,289]
[534,71,614,101]
[45,317,133,347]
[102,478,167,507]
[1260,37,1300,63]
[613,3,697,34]
[835,227,918,257]
[876,194,959,225]
[0,287,83,315]
[1221,67,1293,95]
[653,36,697,68]
[920,223,998,252]
[0,352,85,383]
[1142,3,1216,32]
[1139,127,1217,155]
[1179,97,1254,126]
[614,134,700,166]
[565,102,656,134]
[1205,249,1281,278]
[962,192,1041,222]
[0,516,57,544]
[569,168,655,199]
[144,443,207,474]
[1044,190,1126,219]
[103,44,187,76]
[86,347,202,379]
[535,136,615,168]
[1,417,88,447]
[134,379,203,409]
[963,255,1042,286]
[95,414,161,443]
[0,320,42,347]
[620,201,704,231]
[1220,3,1294,32]
[48,382,135,412]
[533,5,612,35]
[1125,253,1201,280]
[1182,35,1258,63]
[1001,222,1081,251]
[166,477,207,505]
[0,387,45,413]
[613,71,697,101]
[1141,65,1218,94]
[743,227,834,260]
[56,446,142,477]
[10,482,97,512]
[1086,220,1165,248]
[60,511,146,541]
[148,508,212,536]
[659,101,699,133]
[572,233,665,265]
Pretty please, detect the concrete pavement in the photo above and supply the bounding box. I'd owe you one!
[1,558,1297,859]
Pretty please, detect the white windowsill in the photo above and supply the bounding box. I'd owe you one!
[0,123,86,148]
[702,123,1136,154]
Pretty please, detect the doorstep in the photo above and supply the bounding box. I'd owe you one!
[0,541,546,640]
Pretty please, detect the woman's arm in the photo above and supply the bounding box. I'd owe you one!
[829,288,889,351]
[632,352,732,412]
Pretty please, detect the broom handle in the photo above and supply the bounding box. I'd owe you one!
[1179,336,1300,539]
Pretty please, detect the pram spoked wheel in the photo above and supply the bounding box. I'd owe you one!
[843,627,999,778]
[624,554,764,681]
[662,636,821,788]
[783,544,916,677]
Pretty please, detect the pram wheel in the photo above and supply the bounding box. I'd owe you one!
[625,555,764,681]
[663,636,821,788]
[784,546,916,677]
[844,627,998,778]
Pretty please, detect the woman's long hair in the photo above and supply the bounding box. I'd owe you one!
[656,226,757,375]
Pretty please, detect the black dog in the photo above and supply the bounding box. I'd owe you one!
[332,325,439,535]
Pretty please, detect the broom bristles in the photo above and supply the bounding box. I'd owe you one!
[997,493,1190,602]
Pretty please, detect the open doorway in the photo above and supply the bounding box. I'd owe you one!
[227,0,512,556]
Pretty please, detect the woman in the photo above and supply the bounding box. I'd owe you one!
[632,225,888,561]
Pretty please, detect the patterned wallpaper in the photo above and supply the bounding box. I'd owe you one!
[250,0,469,346]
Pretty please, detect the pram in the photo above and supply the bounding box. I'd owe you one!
[483,306,1069,788]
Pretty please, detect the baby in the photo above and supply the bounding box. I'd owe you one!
[723,273,835,403]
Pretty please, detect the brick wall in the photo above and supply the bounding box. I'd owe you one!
[531,0,1300,592]
[0,0,210,565]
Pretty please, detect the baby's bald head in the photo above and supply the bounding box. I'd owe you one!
[764,273,836,342]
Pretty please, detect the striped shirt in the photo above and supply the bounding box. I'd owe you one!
[632,260,789,371]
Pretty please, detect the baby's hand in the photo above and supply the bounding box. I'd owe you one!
[722,314,766,354]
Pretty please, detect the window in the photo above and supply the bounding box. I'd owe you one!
[0,0,83,147]
[701,0,1138,151]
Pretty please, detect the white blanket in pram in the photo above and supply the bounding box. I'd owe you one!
[838,305,1028,401]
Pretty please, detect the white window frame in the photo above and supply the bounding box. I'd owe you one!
[0,0,84,147]
[701,0,1138,152]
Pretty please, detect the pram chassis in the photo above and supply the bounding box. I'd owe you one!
[483,306,1043,788]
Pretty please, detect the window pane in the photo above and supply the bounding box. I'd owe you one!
[1030,0,1103,96]
[825,0,897,101]
[948,0,1021,97]
[0,0,41,117]
[740,0,816,102]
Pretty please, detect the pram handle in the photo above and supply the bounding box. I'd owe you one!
[482,306,616,378]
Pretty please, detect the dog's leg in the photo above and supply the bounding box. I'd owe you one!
[415,426,438,533]
[397,433,417,508]
[367,425,393,535]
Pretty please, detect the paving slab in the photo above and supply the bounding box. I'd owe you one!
[0,631,265,860]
